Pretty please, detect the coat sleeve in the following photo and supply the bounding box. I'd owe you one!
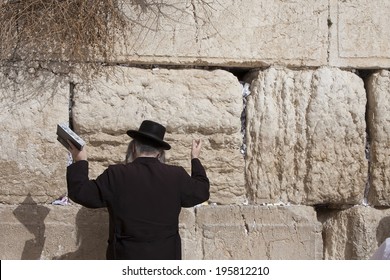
[180,158,210,207]
[66,160,110,208]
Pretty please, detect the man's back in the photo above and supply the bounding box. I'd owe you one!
[66,120,209,259]
[67,156,209,259]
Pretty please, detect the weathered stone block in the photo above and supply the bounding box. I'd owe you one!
[114,0,328,67]
[0,203,208,260]
[320,206,390,260]
[329,0,390,68]
[71,66,245,204]
[179,207,202,260]
[196,205,323,260]
[0,66,69,204]
[367,70,390,206]
[245,67,367,205]
[0,203,108,260]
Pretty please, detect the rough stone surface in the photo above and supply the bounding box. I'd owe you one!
[179,208,202,260]
[2,0,390,262]
[71,66,245,205]
[245,67,367,205]
[329,0,390,68]
[0,204,323,260]
[0,204,195,259]
[0,203,108,260]
[114,0,328,67]
[0,205,176,259]
[197,205,323,260]
[0,66,70,204]
[367,70,390,206]
[6,1,390,69]
[319,206,390,260]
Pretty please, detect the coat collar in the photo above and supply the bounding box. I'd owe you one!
[133,157,160,164]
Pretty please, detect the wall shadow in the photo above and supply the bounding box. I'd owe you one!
[376,215,390,246]
[53,207,108,260]
[12,193,50,260]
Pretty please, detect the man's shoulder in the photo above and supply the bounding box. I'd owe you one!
[104,163,129,173]
[160,162,186,171]
[107,161,187,175]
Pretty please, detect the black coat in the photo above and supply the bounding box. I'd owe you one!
[66,157,210,260]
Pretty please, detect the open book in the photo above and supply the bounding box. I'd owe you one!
[56,123,85,150]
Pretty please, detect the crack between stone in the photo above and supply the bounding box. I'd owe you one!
[362,72,373,206]
[363,133,371,206]
[355,69,376,206]
[241,213,249,235]
[326,0,332,64]
[69,82,76,130]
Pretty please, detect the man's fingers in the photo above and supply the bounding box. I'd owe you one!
[67,140,76,151]
[193,139,201,147]
[191,139,202,159]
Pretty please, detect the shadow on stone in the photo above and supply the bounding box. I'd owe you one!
[53,206,108,259]
[376,215,390,246]
[12,193,50,260]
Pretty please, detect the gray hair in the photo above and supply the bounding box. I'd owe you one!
[125,140,165,163]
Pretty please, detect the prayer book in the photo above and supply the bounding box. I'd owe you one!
[56,123,85,150]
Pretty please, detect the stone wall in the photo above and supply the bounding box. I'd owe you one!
[367,70,390,206]
[1,0,390,260]
[0,66,69,204]
[71,67,245,205]
[245,67,367,205]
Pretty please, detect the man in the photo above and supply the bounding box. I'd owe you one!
[66,120,210,260]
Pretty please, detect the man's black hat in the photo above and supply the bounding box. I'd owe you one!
[127,120,171,150]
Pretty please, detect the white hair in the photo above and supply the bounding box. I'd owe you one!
[125,140,165,163]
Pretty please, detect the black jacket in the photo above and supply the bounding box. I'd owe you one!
[66,157,209,260]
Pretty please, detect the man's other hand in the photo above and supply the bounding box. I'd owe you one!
[191,139,202,159]
[68,141,87,162]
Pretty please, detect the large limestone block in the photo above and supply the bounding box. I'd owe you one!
[179,207,202,259]
[0,65,69,204]
[329,0,390,68]
[367,70,390,206]
[46,206,108,260]
[0,202,108,260]
[320,206,390,260]
[246,67,367,205]
[114,0,328,67]
[0,201,205,259]
[196,205,323,260]
[71,66,245,204]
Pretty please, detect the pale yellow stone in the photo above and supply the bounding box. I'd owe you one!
[197,205,323,260]
[71,66,245,205]
[245,67,367,205]
[0,66,69,204]
[320,206,390,260]
[329,0,390,68]
[367,70,390,206]
[113,0,329,67]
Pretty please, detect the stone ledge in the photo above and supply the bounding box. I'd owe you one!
[0,204,322,260]
[196,205,323,260]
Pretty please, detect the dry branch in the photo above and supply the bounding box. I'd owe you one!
[0,0,127,62]
[0,0,217,64]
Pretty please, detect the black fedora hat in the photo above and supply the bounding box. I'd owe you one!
[126,120,171,150]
